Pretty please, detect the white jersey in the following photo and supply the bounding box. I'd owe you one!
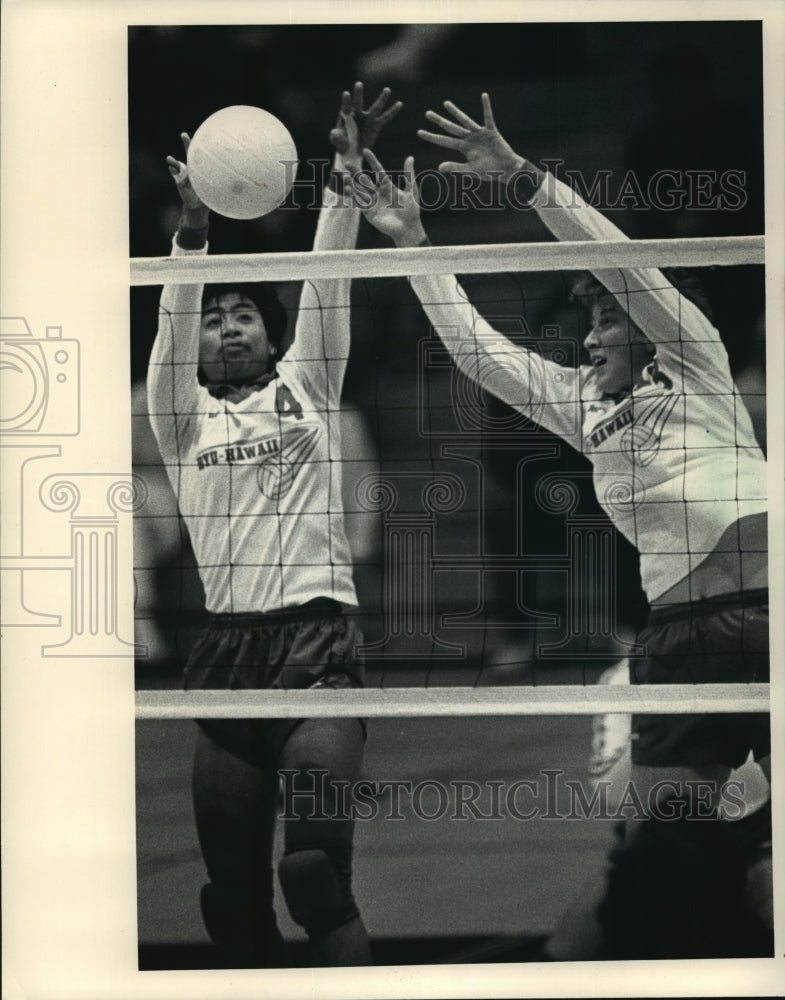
[409,174,767,602]
[147,186,360,614]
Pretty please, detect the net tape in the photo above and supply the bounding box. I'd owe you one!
[131,235,764,286]
[136,683,769,719]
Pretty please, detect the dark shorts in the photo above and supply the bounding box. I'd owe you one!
[630,589,770,768]
[184,598,366,765]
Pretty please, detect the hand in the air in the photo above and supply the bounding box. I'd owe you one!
[352,148,426,247]
[329,82,403,175]
[165,133,207,211]
[417,92,524,181]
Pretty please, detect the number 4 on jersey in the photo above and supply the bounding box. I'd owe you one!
[275,383,304,419]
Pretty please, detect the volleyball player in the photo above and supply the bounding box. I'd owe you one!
[354,93,771,958]
[146,83,400,968]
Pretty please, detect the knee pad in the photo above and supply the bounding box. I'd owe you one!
[200,883,285,967]
[278,848,358,935]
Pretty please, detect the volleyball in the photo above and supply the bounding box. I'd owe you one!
[187,105,298,220]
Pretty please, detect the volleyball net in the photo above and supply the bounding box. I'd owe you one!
[131,233,768,720]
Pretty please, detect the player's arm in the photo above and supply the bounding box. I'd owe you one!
[418,93,726,381]
[528,172,725,381]
[355,150,584,450]
[281,83,402,408]
[147,133,209,460]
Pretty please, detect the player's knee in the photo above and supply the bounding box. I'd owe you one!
[278,848,358,934]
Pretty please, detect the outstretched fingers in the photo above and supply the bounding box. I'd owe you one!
[362,146,387,181]
[348,173,376,209]
[341,108,360,146]
[350,81,366,115]
[167,133,192,176]
[364,83,388,115]
[362,83,403,127]
[402,155,416,188]
[423,109,469,137]
[480,92,496,129]
[336,83,403,156]
[437,160,473,175]
[416,128,464,150]
[442,100,481,130]
[377,98,403,126]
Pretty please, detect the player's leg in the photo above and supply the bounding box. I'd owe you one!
[595,596,772,958]
[597,759,747,959]
[547,665,772,960]
[545,664,740,959]
[191,723,288,967]
[277,716,371,967]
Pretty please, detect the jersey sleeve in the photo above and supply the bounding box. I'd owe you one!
[532,173,733,393]
[276,183,360,411]
[146,240,206,463]
[408,271,586,451]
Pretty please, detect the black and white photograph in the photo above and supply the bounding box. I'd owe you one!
[2,3,784,999]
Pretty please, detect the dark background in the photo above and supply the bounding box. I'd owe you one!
[130,19,770,969]
[129,21,767,687]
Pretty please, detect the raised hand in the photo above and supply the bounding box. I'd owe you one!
[417,92,524,181]
[329,82,403,175]
[165,132,208,213]
[352,148,427,247]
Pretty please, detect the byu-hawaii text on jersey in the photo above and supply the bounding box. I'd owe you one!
[147,186,360,614]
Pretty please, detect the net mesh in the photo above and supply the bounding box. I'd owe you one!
[131,237,768,717]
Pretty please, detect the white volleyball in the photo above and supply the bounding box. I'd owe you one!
[187,105,298,220]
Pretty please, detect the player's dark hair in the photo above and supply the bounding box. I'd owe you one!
[201,282,289,359]
[569,268,713,322]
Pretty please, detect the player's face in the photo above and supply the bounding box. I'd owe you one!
[584,297,653,397]
[199,292,272,385]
